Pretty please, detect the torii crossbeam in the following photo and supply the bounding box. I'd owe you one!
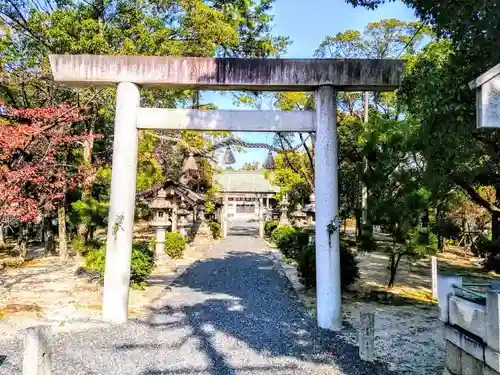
[49,54,404,330]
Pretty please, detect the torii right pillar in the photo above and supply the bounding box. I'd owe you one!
[315,86,341,330]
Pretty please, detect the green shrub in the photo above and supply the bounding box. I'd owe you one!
[271,225,297,258]
[264,220,279,237]
[84,246,106,275]
[432,219,461,241]
[84,241,155,289]
[297,243,316,289]
[474,234,494,257]
[357,233,378,253]
[271,225,312,260]
[297,238,359,291]
[477,235,500,271]
[406,228,438,256]
[71,235,86,254]
[165,232,186,259]
[295,230,310,249]
[71,235,101,256]
[208,220,221,239]
[484,250,500,273]
[130,242,155,289]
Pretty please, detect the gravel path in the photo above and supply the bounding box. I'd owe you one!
[0,220,397,374]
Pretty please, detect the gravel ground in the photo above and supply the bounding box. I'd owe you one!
[0,220,397,375]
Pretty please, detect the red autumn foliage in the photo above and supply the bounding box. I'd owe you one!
[0,102,97,223]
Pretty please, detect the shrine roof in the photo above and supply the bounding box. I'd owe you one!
[214,171,280,194]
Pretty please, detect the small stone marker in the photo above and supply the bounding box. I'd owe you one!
[23,327,52,375]
[432,256,438,299]
[359,311,375,362]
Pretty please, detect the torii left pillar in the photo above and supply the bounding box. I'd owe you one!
[102,82,140,323]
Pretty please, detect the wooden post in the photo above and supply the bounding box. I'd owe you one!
[432,256,438,299]
[222,195,228,238]
[359,311,375,362]
[258,196,264,239]
[23,327,52,375]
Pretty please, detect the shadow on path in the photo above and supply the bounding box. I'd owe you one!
[139,249,398,375]
[227,218,259,238]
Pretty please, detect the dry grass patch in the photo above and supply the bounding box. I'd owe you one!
[0,303,43,320]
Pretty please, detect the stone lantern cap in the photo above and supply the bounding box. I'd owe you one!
[149,189,172,210]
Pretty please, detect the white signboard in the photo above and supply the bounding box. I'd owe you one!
[479,76,500,128]
[470,63,500,128]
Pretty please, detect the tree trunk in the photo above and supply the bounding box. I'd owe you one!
[361,158,372,238]
[37,220,44,244]
[89,226,96,241]
[360,92,373,240]
[18,225,28,259]
[0,224,5,248]
[356,216,361,241]
[436,203,444,251]
[77,127,95,240]
[388,250,402,288]
[44,227,56,256]
[422,209,430,229]
[493,186,500,244]
[58,204,68,262]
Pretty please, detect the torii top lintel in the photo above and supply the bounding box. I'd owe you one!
[49,55,404,92]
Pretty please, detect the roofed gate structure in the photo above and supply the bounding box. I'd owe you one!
[214,171,279,237]
[49,54,403,330]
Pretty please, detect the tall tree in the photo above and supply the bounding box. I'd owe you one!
[0,101,93,257]
[0,0,289,248]
[345,0,500,244]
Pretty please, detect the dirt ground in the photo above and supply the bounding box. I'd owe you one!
[296,229,498,375]
[0,231,214,339]
[2,225,495,374]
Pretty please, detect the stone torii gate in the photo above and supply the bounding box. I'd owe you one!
[49,55,403,330]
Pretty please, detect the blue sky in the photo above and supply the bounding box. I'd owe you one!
[205,0,416,168]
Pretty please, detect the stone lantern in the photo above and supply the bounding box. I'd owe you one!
[303,193,316,226]
[176,197,189,237]
[149,189,172,265]
[279,194,290,225]
[302,193,316,244]
[291,203,307,227]
[196,204,211,236]
[192,203,211,245]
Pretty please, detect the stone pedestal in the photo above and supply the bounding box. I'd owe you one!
[196,208,211,236]
[192,207,212,245]
[154,227,170,266]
